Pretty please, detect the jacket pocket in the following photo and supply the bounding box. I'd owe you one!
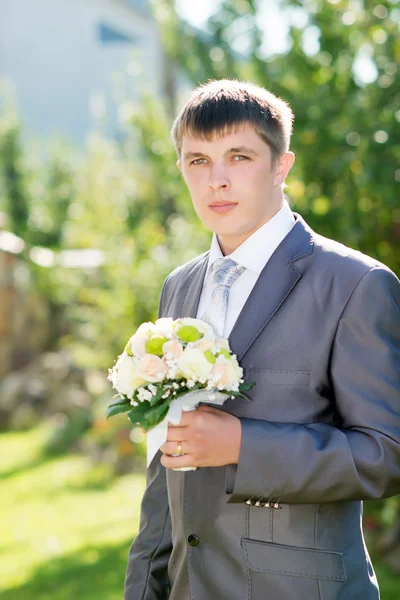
[241,538,346,582]
[244,368,311,386]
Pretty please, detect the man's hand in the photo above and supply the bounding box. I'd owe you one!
[160,405,242,469]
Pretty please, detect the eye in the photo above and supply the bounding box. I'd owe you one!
[190,158,208,165]
[232,155,249,161]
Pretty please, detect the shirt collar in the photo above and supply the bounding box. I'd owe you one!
[206,200,295,277]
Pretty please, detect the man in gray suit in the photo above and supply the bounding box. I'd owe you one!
[124,79,400,599]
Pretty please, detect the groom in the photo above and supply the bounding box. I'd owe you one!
[124,79,400,599]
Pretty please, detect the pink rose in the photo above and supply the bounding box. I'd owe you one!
[211,360,237,389]
[162,340,184,361]
[136,353,168,383]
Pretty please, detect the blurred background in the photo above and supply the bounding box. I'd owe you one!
[0,0,399,598]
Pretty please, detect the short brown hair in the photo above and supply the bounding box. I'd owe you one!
[171,79,294,164]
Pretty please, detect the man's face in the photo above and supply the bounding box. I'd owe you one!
[177,122,294,255]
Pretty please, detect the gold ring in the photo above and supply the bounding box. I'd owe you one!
[176,441,183,456]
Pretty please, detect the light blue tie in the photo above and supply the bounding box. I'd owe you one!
[201,258,246,337]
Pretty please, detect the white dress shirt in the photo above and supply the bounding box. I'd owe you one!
[196,201,295,338]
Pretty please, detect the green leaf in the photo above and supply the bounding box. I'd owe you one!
[126,394,172,430]
[239,380,256,393]
[237,392,253,402]
[107,396,131,408]
[106,402,131,418]
[127,402,152,427]
[143,398,172,429]
[149,382,165,406]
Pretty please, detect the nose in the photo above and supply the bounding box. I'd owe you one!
[208,166,230,192]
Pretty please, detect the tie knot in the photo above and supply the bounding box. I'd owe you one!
[212,257,245,288]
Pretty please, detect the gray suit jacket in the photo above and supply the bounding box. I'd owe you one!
[124,213,400,600]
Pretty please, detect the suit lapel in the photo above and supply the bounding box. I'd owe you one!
[179,214,314,362]
[230,215,314,361]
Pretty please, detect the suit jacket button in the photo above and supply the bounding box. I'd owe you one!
[188,534,200,547]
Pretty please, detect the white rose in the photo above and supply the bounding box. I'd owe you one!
[136,322,157,337]
[128,332,148,358]
[155,317,174,339]
[110,352,146,398]
[177,348,214,381]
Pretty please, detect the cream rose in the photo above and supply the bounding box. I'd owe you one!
[172,317,216,341]
[177,348,214,381]
[109,352,146,398]
[154,317,174,339]
[136,321,157,337]
[128,332,148,358]
[136,353,168,383]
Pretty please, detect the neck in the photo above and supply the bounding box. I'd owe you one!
[217,200,285,255]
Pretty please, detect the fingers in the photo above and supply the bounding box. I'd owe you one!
[166,427,189,442]
[161,452,196,469]
[160,441,191,455]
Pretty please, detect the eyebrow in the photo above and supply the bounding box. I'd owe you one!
[183,146,258,160]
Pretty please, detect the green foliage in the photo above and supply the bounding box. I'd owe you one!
[154,0,399,275]
[126,396,169,431]
[0,116,29,237]
[43,408,92,456]
[0,106,76,248]
[105,399,132,418]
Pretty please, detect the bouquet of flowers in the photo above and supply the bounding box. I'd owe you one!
[107,317,255,470]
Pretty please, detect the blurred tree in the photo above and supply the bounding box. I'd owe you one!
[0,115,76,249]
[154,0,399,274]
[0,114,29,237]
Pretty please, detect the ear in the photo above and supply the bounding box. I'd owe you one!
[176,159,182,173]
[273,152,295,186]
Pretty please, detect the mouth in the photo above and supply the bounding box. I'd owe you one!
[209,203,238,214]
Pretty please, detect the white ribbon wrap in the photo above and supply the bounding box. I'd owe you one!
[146,388,229,471]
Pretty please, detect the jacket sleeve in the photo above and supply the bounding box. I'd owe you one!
[124,277,172,599]
[225,266,400,504]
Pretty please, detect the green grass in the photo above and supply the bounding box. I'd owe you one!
[375,563,400,600]
[0,423,146,599]
[0,424,399,599]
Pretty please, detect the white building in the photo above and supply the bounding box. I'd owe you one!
[0,0,172,145]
